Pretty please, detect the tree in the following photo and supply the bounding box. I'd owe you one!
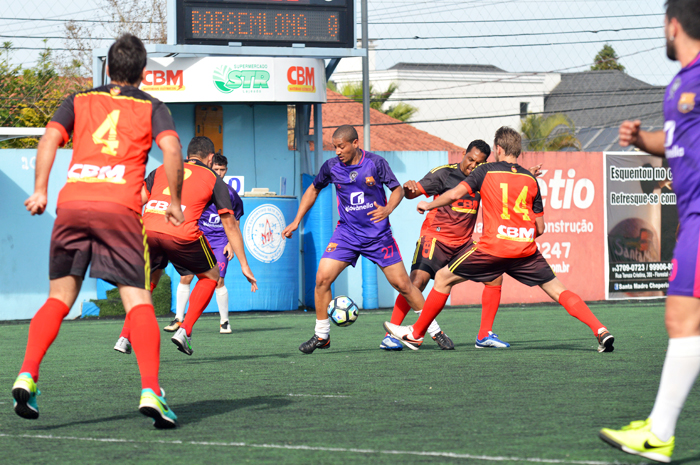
[0,42,86,148]
[62,0,167,75]
[520,113,582,151]
[328,81,418,122]
[591,44,625,72]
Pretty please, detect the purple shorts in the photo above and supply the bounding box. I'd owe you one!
[207,235,230,279]
[668,214,700,297]
[322,226,403,268]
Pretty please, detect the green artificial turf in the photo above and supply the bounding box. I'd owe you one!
[90,274,172,317]
[1,301,698,464]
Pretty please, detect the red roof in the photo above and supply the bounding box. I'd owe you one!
[311,90,464,152]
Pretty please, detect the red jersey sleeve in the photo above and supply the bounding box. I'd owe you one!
[144,168,158,195]
[417,165,453,197]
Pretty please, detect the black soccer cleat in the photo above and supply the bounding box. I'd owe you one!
[597,330,615,353]
[299,334,330,354]
[432,331,455,350]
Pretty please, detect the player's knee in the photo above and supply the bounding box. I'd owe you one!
[315,273,334,290]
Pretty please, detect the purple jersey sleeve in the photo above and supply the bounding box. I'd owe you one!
[374,156,400,190]
[313,159,334,190]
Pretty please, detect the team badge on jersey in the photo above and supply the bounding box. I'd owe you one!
[110,86,121,96]
[326,242,338,252]
[511,166,517,173]
[668,77,681,100]
[365,176,375,186]
[349,171,358,182]
[679,92,696,113]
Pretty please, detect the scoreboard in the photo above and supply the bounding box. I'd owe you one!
[176,0,355,48]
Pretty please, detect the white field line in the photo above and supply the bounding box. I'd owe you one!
[0,433,638,464]
[287,393,350,398]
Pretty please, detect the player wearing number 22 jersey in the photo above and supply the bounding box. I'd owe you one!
[385,126,615,353]
[282,125,427,354]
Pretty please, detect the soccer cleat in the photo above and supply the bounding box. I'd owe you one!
[171,327,193,356]
[139,388,178,429]
[220,321,232,334]
[475,331,511,349]
[383,322,423,350]
[599,419,674,463]
[299,334,330,354]
[12,373,40,420]
[163,318,181,332]
[114,336,132,354]
[380,334,403,350]
[597,329,615,353]
[432,331,455,350]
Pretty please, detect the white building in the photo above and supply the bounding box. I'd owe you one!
[331,46,561,149]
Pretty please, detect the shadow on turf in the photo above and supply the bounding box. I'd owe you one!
[674,453,700,464]
[27,396,294,430]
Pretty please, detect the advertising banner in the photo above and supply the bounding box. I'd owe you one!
[449,152,606,305]
[605,153,677,299]
[140,57,326,103]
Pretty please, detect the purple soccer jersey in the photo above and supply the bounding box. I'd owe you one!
[197,184,244,278]
[313,150,401,239]
[663,54,700,297]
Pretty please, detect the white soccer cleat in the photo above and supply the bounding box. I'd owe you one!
[114,336,132,354]
[383,322,423,350]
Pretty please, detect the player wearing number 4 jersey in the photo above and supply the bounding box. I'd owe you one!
[384,126,614,354]
[12,34,184,429]
[283,125,426,354]
[600,1,700,462]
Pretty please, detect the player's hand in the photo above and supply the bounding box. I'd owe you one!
[283,221,299,238]
[368,202,391,223]
[619,120,641,147]
[165,203,185,226]
[528,163,543,177]
[242,265,258,292]
[417,201,429,214]
[403,180,420,194]
[223,243,233,260]
[24,192,47,215]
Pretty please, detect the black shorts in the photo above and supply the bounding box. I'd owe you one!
[148,231,217,276]
[49,201,150,289]
[448,240,556,286]
[411,236,464,279]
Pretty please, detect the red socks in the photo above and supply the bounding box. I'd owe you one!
[181,278,217,336]
[559,290,604,334]
[390,294,412,325]
[127,304,161,392]
[478,285,502,340]
[20,298,70,381]
[412,289,449,338]
[119,319,131,339]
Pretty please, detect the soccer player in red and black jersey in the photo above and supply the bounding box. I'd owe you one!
[115,136,257,357]
[385,127,615,353]
[12,34,185,429]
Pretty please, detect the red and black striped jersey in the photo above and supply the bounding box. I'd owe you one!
[461,161,543,258]
[143,158,234,241]
[416,163,480,247]
[49,84,178,213]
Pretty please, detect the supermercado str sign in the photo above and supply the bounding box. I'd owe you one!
[140,57,326,103]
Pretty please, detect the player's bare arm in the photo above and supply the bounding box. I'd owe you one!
[417,183,469,214]
[25,127,64,215]
[618,120,665,156]
[403,180,422,199]
[368,185,404,223]
[283,184,321,238]
[159,134,185,226]
[220,213,258,292]
[535,216,545,237]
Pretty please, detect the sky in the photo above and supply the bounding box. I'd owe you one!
[0,0,677,87]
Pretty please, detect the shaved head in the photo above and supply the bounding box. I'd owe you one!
[332,125,359,143]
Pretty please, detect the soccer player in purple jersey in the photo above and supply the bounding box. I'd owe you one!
[164,153,244,335]
[283,125,426,354]
[599,1,700,462]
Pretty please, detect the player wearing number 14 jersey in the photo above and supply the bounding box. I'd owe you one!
[385,126,614,353]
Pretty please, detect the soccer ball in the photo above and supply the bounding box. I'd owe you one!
[327,296,359,327]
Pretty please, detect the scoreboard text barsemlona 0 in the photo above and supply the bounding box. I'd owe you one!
[176,0,354,48]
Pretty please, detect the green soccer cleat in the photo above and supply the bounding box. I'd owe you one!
[12,372,40,420]
[599,418,674,463]
[139,388,178,429]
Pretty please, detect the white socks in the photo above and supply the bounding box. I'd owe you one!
[175,282,191,321]
[315,318,331,339]
[216,286,229,324]
[649,336,700,441]
[415,310,442,338]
